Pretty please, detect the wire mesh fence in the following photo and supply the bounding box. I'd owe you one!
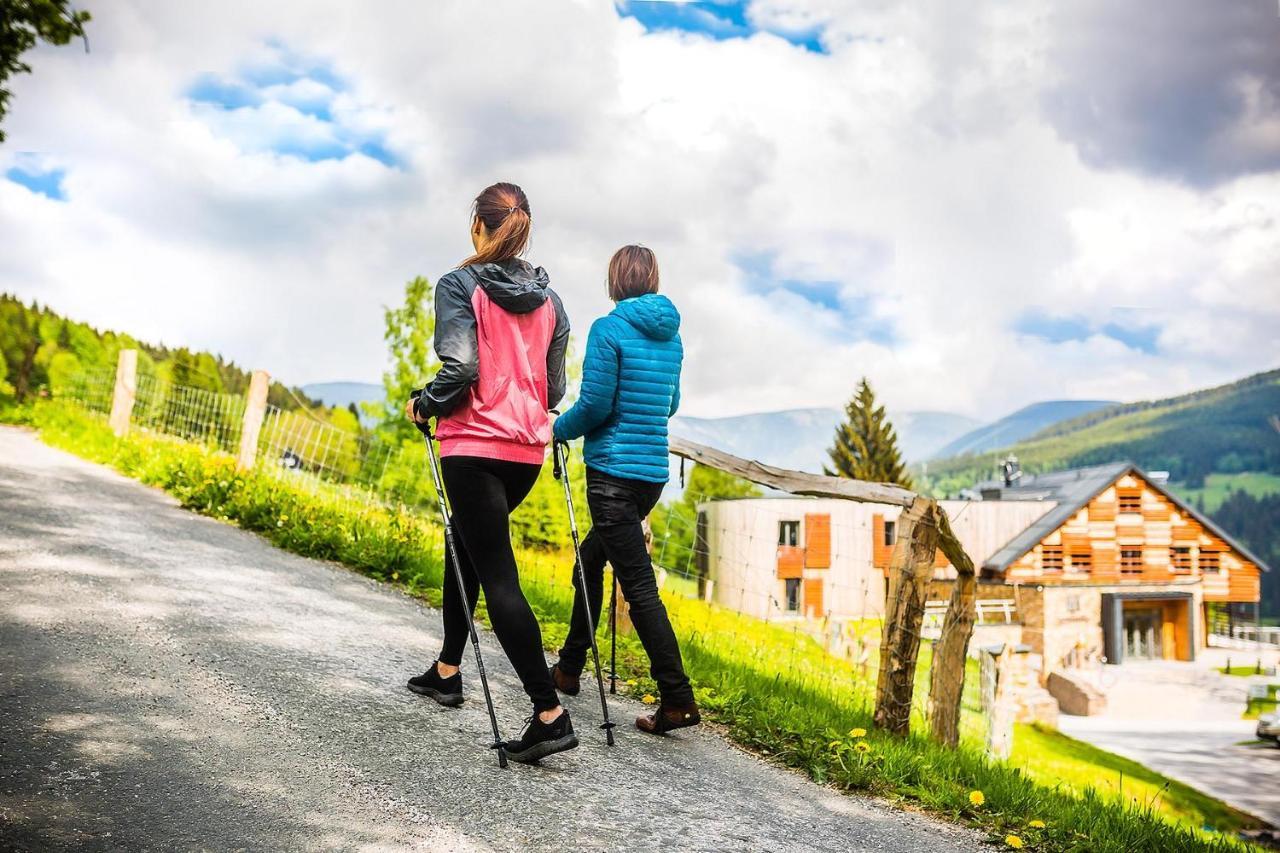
[54,367,981,734]
[57,367,439,514]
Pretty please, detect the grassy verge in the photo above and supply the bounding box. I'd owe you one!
[1245,686,1279,720]
[1221,665,1279,678]
[1012,724,1261,835]
[8,402,1265,852]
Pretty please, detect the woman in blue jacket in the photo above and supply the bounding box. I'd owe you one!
[550,245,698,734]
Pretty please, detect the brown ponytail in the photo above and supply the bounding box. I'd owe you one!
[461,182,532,266]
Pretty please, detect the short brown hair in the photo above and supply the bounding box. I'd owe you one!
[607,245,660,302]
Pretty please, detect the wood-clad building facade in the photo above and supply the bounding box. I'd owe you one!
[695,461,1268,679]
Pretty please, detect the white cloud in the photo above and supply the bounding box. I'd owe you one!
[1,0,1277,423]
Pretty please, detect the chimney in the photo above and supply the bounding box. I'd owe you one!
[1002,454,1022,488]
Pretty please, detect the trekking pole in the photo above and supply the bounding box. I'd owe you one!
[552,439,617,746]
[609,575,618,694]
[411,393,508,768]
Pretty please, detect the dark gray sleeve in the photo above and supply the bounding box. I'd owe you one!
[545,289,571,410]
[420,273,478,418]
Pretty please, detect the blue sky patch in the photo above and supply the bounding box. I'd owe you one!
[185,41,398,167]
[617,1,826,53]
[1016,310,1161,354]
[5,163,66,200]
[735,252,895,344]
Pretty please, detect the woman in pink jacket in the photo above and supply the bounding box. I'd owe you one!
[405,182,576,764]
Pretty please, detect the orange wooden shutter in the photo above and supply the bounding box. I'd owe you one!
[777,545,804,579]
[872,514,891,568]
[803,577,824,618]
[804,513,831,568]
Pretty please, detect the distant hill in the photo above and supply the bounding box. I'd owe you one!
[0,293,319,412]
[931,400,1116,460]
[302,381,383,414]
[927,368,1280,491]
[672,408,981,471]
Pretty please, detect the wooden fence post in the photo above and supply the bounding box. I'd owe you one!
[928,508,980,747]
[874,496,939,735]
[108,349,138,436]
[236,370,270,470]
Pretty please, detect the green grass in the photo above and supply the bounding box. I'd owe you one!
[1219,665,1278,678]
[1245,685,1279,720]
[1171,473,1280,513]
[1012,724,1261,835]
[8,401,1268,852]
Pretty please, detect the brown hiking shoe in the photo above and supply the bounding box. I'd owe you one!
[549,663,580,696]
[636,701,701,735]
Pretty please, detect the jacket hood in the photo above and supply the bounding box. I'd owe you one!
[466,259,551,313]
[613,293,680,341]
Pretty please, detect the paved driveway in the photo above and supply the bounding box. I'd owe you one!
[1059,660,1280,827]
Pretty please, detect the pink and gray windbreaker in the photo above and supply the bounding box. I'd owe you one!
[414,259,570,465]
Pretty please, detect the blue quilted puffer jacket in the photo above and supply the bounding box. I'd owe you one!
[553,293,682,483]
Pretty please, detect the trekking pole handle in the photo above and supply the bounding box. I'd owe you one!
[409,389,433,439]
[549,409,565,480]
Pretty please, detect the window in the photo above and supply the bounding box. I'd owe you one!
[1042,545,1063,573]
[1118,490,1142,514]
[1200,549,1220,573]
[784,578,801,611]
[778,520,799,547]
[1120,548,1143,575]
[1170,546,1191,573]
[1066,594,1081,613]
[884,520,896,547]
[1070,550,1092,573]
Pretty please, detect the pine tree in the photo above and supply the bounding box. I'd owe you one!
[826,378,913,488]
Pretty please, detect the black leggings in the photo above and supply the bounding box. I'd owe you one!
[557,468,694,706]
[438,455,558,712]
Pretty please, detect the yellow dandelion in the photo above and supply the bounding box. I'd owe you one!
[641,694,656,705]
[1027,820,1045,829]
[969,790,985,807]
[854,741,872,754]
[1005,835,1024,849]
[848,727,867,738]
[829,740,842,750]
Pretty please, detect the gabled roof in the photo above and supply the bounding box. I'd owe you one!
[980,461,1272,575]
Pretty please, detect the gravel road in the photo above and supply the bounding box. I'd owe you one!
[0,426,983,852]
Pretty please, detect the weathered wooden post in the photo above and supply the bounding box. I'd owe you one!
[108,349,138,436]
[236,370,270,470]
[928,508,980,746]
[873,496,939,734]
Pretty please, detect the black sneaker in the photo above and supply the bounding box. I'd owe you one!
[504,709,579,764]
[407,661,464,707]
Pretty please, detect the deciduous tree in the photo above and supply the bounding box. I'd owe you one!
[0,0,91,142]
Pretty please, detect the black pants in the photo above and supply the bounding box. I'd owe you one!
[438,455,558,712]
[558,468,694,706]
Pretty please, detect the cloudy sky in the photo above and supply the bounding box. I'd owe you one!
[3,0,1279,419]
